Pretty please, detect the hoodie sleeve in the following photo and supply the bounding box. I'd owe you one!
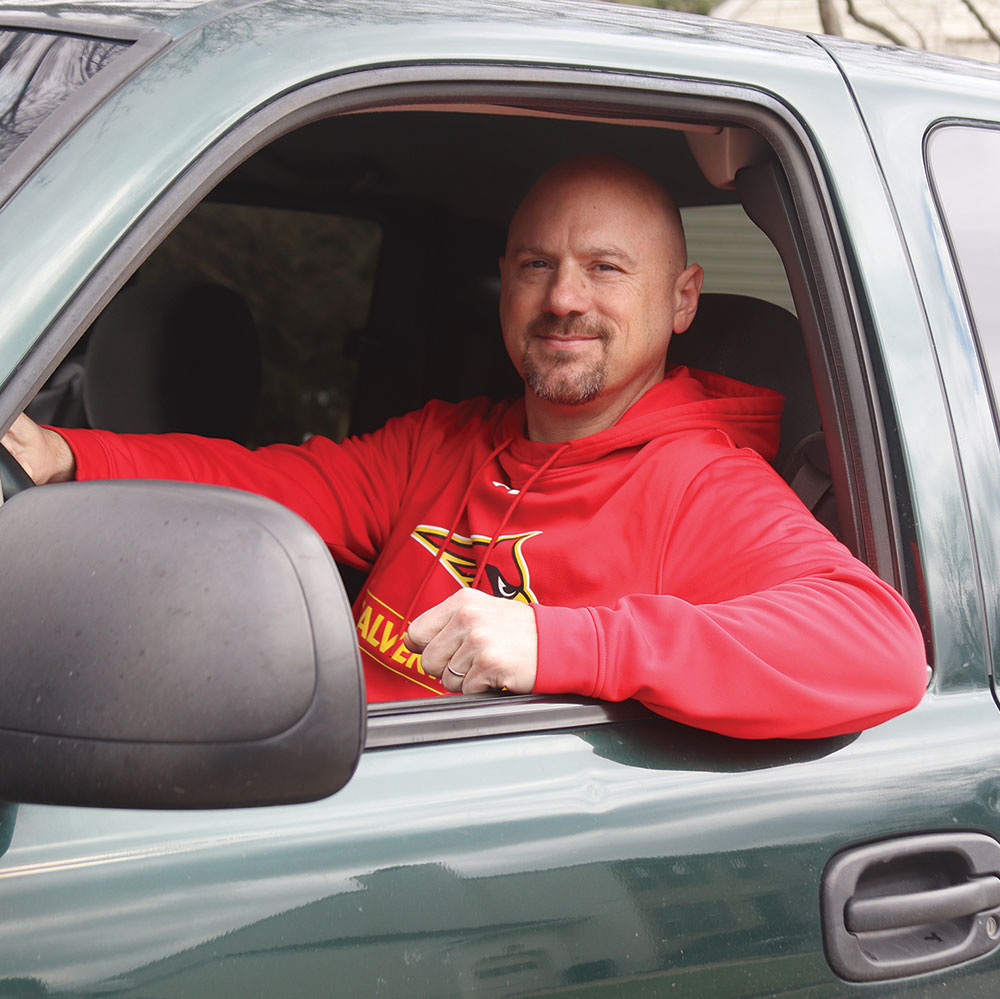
[57,418,423,570]
[531,452,928,740]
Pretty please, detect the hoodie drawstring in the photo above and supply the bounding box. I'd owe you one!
[402,435,571,630]
[402,434,514,626]
[469,442,569,593]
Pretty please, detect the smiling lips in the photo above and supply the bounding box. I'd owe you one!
[526,314,611,350]
[538,334,599,351]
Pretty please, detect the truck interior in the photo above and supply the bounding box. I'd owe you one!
[25,98,861,589]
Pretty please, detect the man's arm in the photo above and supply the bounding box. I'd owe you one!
[1,410,402,571]
[407,453,928,739]
[11,398,502,574]
[408,557,925,739]
[31,419,410,570]
[1,413,76,484]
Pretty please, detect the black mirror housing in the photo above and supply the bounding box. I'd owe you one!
[0,481,365,808]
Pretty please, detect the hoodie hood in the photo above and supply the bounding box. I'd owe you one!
[497,364,785,470]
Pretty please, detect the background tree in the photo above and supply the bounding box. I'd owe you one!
[602,1,1000,61]
[601,0,719,12]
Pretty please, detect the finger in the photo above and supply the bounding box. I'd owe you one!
[404,593,460,654]
[438,640,481,693]
[2,427,34,481]
[5,412,35,448]
[404,597,464,690]
[3,414,72,484]
[2,416,25,459]
[421,631,468,685]
[450,646,513,695]
[440,660,471,693]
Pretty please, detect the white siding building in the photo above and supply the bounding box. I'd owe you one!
[713,0,1000,61]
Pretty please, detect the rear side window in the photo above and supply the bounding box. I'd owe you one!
[0,29,128,165]
[927,124,1000,415]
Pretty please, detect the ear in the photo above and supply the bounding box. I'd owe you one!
[671,263,704,335]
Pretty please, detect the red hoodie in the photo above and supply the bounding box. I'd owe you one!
[59,366,927,739]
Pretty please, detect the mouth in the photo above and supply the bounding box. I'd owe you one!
[526,316,610,351]
[534,333,600,349]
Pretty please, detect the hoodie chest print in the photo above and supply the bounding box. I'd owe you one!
[412,525,541,603]
[353,526,542,698]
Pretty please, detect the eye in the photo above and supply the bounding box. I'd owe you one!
[523,258,550,270]
[593,262,622,273]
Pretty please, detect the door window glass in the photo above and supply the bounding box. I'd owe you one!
[927,125,1000,415]
[120,202,381,445]
[0,29,127,165]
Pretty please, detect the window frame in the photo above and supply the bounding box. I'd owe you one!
[924,116,1000,700]
[0,62,920,748]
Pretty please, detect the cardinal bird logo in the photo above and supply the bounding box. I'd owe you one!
[412,525,540,603]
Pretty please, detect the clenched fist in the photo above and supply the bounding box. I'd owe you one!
[405,588,538,694]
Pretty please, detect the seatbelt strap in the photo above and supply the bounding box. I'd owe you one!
[790,457,832,512]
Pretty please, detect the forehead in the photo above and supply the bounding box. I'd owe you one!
[508,169,675,255]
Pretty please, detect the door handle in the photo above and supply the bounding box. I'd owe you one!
[846,875,1000,932]
[822,832,1000,982]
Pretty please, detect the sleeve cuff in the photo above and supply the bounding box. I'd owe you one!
[50,427,121,480]
[531,603,603,698]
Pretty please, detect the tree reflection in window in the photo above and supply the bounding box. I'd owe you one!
[0,30,126,165]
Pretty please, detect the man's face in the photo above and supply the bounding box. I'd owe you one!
[500,162,700,415]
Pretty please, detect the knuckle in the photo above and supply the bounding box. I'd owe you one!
[453,588,485,607]
[453,604,482,629]
[465,624,493,651]
[474,644,502,672]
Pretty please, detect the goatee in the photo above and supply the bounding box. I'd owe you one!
[521,315,611,405]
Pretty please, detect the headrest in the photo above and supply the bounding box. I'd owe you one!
[668,293,819,471]
[83,281,260,442]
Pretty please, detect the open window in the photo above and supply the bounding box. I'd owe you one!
[15,71,913,740]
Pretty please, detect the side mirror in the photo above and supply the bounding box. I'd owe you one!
[0,480,364,808]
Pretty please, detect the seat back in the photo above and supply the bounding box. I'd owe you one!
[82,281,261,443]
[669,292,837,533]
[668,293,819,474]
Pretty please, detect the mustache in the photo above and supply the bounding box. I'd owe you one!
[527,314,612,342]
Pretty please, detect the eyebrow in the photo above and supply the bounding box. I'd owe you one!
[586,246,637,268]
[510,244,638,268]
[509,244,550,258]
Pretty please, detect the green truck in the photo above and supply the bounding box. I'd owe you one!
[1,0,999,995]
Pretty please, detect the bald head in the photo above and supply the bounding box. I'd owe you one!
[499,154,703,441]
[506,154,688,273]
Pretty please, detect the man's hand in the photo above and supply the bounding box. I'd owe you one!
[1,413,76,484]
[405,589,538,694]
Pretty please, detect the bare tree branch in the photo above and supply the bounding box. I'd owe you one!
[881,0,927,48]
[844,0,909,47]
[817,0,843,35]
[959,0,1000,56]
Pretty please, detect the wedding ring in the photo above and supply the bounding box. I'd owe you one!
[446,664,469,678]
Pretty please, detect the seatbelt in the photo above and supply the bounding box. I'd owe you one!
[784,432,834,517]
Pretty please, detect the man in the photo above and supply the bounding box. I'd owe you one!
[2,154,928,738]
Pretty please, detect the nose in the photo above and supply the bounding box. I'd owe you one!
[545,263,590,316]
